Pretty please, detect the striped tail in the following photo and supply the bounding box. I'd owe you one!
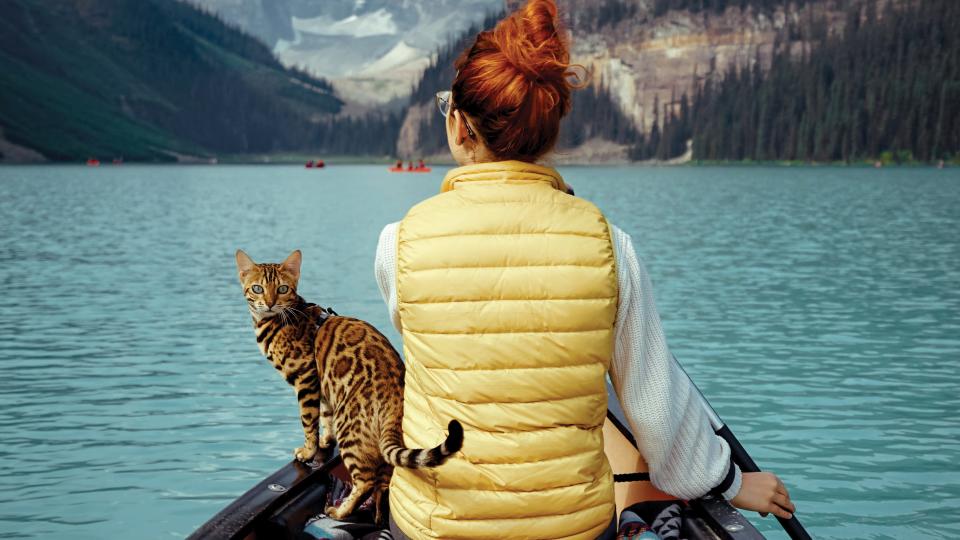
[380,420,463,469]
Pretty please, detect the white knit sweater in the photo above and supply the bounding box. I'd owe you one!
[374,221,742,502]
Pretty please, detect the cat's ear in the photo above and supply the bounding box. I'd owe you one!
[282,250,302,280]
[236,249,256,278]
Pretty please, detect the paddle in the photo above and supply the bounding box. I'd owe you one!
[672,354,813,540]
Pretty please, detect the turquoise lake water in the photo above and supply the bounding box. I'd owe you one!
[0,164,958,539]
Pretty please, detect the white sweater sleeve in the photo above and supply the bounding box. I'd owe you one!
[374,222,402,333]
[374,220,741,500]
[609,224,742,501]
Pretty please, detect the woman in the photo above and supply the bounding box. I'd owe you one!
[374,1,795,538]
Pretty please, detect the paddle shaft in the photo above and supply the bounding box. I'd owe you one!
[672,356,813,540]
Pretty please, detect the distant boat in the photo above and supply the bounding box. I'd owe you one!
[389,167,431,173]
[306,160,325,169]
[86,158,100,166]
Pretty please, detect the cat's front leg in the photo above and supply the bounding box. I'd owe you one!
[319,398,335,449]
[293,371,321,462]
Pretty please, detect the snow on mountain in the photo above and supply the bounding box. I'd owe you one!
[190,0,502,106]
[290,8,399,38]
[360,41,427,75]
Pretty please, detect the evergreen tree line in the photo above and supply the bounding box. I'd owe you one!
[560,83,640,148]
[640,0,960,162]
[628,92,692,160]
[315,111,404,157]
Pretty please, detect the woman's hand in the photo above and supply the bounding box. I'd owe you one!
[730,472,796,520]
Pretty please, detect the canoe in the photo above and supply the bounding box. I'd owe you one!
[188,396,765,539]
[388,167,431,173]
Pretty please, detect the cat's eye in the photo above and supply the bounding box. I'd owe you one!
[278,285,289,294]
[251,284,264,294]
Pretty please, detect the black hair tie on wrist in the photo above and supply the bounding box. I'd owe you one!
[708,458,738,497]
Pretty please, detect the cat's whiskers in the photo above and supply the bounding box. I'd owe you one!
[282,305,309,323]
[281,305,300,325]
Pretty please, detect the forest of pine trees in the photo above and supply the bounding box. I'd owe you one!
[642,0,960,163]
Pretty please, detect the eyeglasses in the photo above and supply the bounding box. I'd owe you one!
[436,90,453,117]
[435,90,476,139]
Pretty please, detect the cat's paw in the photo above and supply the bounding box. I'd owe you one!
[294,445,318,462]
[318,435,335,449]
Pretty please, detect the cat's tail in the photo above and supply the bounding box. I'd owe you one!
[380,419,463,469]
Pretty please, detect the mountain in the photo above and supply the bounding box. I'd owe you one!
[188,0,503,106]
[0,0,342,162]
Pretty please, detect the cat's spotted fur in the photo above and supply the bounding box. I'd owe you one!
[235,249,463,524]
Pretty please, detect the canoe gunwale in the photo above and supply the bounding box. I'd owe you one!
[186,451,339,540]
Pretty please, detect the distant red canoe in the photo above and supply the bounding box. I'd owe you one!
[389,167,431,173]
[86,158,100,166]
[306,160,325,168]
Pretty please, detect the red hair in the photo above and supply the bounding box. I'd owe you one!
[452,0,581,162]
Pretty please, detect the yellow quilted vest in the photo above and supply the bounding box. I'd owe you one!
[390,160,619,540]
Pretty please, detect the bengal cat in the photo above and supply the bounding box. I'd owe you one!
[234,249,463,525]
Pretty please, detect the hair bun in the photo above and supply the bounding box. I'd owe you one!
[493,0,568,84]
